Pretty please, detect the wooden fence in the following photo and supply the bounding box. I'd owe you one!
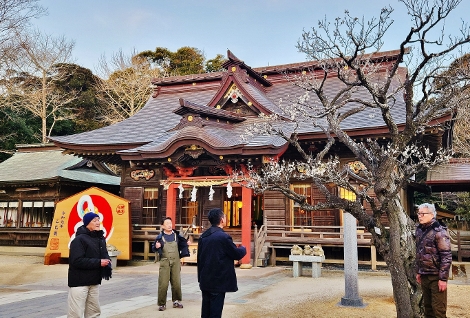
[449,229,470,262]
[254,224,382,269]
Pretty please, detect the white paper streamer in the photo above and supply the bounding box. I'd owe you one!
[209,185,215,201]
[227,181,232,198]
[178,183,184,199]
[191,186,197,202]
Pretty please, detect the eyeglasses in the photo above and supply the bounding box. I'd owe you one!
[417,212,432,217]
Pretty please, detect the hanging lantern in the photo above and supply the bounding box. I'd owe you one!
[191,186,197,202]
[227,181,232,198]
[178,183,184,199]
[209,185,215,201]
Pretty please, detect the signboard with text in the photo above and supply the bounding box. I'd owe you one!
[45,187,131,260]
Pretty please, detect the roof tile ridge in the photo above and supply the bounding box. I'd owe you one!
[253,48,407,74]
[151,71,224,86]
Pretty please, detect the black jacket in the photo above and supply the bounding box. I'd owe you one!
[152,230,190,259]
[197,226,246,293]
[68,225,110,287]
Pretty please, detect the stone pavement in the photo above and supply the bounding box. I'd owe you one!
[0,256,286,318]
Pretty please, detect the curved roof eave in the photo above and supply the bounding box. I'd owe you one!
[118,138,289,160]
[49,139,150,152]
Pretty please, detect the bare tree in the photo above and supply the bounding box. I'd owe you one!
[0,0,45,109]
[3,29,76,143]
[243,1,470,317]
[453,114,470,156]
[0,0,45,60]
[439,54,470,156]
[95,49,162,124]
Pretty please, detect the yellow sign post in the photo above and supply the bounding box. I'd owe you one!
[45,187,131,264]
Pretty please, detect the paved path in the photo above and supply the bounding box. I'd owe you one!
[0,260,286,318]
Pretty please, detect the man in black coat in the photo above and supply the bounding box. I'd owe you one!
[67,212,111,318]
[197,208,246,318]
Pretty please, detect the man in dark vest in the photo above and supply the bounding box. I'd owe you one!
[415,203,452,318]
[197,208,246,318]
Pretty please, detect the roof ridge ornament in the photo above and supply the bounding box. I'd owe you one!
[228,86,242,103]
[222,49,272,87]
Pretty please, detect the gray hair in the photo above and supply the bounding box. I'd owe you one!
[418,203,436,217]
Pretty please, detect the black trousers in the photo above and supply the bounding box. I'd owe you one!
[201,290,226,318]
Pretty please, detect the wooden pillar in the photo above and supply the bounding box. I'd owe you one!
[371,244,377,270]
[144,239,149,260]
[166,183,177,222]
[241,186,252,264]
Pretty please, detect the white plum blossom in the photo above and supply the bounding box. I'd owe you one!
[237,2,470,316]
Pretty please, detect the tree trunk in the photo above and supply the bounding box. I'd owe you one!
[42,115,47,144]
[42,71,47,144]
[381,198,422,318]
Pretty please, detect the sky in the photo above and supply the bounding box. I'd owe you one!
[32,0,470,74]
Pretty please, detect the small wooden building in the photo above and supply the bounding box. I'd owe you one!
[0,143,120,246]
[50,50,449,264]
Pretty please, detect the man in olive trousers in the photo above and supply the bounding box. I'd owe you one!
[153,217,189,311]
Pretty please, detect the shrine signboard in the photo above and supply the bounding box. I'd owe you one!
[45,187,131,261]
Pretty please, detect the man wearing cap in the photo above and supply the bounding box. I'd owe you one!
[67,212,111,318]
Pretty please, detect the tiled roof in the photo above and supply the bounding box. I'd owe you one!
[426,159,470,192]
[51,85,217,147]
[239,80,286,116]
[0,150,120,185]
[264,73,407,134]
[119,117,289,158]
[50,50,407,159]
[253,49,407,75]
[152,71,223,86]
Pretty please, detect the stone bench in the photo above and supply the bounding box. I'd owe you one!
[289,254,325,278]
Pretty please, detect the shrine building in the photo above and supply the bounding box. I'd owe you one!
[49,50,450,265]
